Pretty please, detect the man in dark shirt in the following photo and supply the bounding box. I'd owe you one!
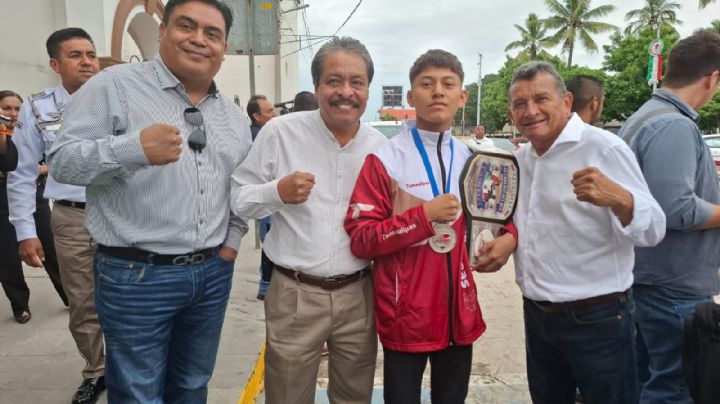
[246,94,277,299]
[247,94,276,141]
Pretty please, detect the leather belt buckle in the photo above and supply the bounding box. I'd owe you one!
[172,253,206,266]
[319,274,353,290]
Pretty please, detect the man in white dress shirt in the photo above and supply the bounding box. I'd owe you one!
[472,124,494,150]
[487,61,666,404]
[230,37,385,403]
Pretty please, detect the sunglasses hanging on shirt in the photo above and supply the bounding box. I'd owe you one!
[184,107,206,153]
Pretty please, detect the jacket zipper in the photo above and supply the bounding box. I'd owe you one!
[436,131,455,346]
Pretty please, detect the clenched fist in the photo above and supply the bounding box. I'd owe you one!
[140,124,182,165]
[423,194,461,222]
[278,171,315,204]
[572,167,634,226]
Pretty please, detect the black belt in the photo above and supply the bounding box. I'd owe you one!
[97,244,218,266]
[274,265,371,290]
[56,199,86,209]
[525,290,630,314]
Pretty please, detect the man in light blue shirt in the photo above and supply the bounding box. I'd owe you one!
[7,28,105,404]
[620,30,720,404]
[48,1,251,402]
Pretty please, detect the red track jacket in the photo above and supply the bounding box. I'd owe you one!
[344,123,486,352]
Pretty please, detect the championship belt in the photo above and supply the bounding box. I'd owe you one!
[459,150,519,266]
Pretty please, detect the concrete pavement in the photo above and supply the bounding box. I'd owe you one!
[0,220,531,403]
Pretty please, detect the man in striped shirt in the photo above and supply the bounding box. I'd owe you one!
[47,1,251,402]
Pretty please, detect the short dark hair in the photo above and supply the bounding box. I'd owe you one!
[0,90,23,104]
[664,30,720,88]
[46,28,94,59]
[246,95,267,123]
[566,75,604,113]
[409,49,464,83]
[163,0,234,37]
[292,91,318,112]
[311,36,374,86]
[509,61,566,101]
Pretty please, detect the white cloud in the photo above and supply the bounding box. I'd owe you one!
[293,0,720,121]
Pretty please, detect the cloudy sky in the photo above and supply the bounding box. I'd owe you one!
[290,0,720,121]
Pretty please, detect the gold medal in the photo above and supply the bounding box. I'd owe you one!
[429,222,457,253]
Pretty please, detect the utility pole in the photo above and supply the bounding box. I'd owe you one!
[248,0,256,96]
[476,53,482,126]
[653,22,660,91]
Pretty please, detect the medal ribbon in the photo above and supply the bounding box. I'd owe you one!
[411,127,454,197]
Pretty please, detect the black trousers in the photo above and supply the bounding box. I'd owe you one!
[383,344,473,404]
[0,181,67,315]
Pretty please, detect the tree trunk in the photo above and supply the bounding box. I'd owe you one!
[567,40,574,69]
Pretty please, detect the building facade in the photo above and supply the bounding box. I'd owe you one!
[0,0,299,109]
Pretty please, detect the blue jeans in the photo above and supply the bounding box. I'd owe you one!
[633,284,713,404]
[523,292,637,404]
[94,252,234,404]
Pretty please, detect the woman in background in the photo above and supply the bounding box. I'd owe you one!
[0,90,68,324]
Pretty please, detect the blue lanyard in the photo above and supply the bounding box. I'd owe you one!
[411,127,454,197]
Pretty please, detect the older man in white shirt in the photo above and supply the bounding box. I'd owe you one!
[481,61,666,404]
[230,37,385,404]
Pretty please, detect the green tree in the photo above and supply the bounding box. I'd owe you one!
[455,81,479,130]
[708,19,720,34]
[474,58,522,134]
[601,26,679,121]
[505,13,556,60]
[379,114,396,121]
[699,94,720,132]
[699,0,716,9]
[543,0,618,68]
[624,0,682,35]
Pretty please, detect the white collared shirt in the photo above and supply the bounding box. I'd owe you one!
[230,110,387,277]
[513,114,666,302]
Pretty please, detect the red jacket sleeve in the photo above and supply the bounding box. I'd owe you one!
[500,220,518,242]
[344,154,435,259]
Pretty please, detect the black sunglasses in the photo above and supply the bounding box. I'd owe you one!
[184,107,206,152]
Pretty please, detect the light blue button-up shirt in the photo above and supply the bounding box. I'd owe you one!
[8,85,86,241]
[620,89,720,296]
[48,55,251,254]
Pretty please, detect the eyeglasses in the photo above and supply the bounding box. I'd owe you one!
[184,107,206,152]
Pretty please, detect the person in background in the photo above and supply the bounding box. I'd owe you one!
[619,30,720,404]
[566,75,604,127]
[1,90,66,325]
[7,29,103,404]
[246,94,277,300]
[565,74,605,404]
[292,90,319,112]
[247,94,276,141]
[472,124,495,150]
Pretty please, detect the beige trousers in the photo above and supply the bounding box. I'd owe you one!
[264,269,377,404]
[51,204,105,379]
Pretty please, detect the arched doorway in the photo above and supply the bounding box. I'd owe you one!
[100,0,164,69]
